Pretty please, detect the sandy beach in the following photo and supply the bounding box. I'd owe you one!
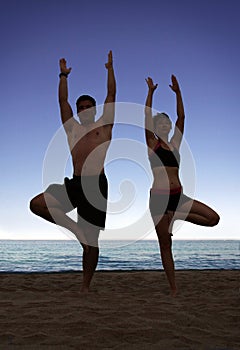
[0,270,239,349]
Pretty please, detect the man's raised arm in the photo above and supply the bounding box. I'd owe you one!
[102,50,116,125]
[58,58,75,132]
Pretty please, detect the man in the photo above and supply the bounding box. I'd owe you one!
[30,51,116,291]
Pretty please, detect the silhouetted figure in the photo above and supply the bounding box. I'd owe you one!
[145,75,219,296]
[30,51,116,292]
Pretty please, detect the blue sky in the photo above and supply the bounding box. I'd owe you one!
[1,0,239,240]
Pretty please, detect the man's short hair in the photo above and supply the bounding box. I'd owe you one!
[76,95,96,108]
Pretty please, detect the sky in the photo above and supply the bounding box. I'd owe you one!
[0,0,239,241]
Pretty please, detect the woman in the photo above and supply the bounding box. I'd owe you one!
[145,75,219,296]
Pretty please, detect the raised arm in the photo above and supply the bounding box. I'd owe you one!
[145,77,158,145]
[101,50,116,125]
[169,75,185,149]
[58,58,76,132]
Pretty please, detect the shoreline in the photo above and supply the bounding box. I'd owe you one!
[0,267,239,274]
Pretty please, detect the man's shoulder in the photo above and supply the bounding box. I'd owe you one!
[63,116,80,131]
[94,117,113,129]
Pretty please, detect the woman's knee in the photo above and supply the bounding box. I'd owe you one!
[208,211,220,226]
[156,216,172,248]
[159,236,172,251]
[157,231,173,250]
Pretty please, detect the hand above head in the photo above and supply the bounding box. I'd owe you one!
[145,77,158,91]
[59,58,72,75]
[105,50,113,70]
[169,74,180,93]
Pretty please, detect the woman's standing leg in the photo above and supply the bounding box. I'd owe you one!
[154,213,177,297]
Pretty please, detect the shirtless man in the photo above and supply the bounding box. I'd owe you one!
[30,51,116,291]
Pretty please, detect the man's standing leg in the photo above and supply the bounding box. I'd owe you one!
[79,226,100,292]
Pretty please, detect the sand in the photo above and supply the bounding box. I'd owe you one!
[0,270,239,349]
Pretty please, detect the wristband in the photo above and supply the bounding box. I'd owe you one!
[59,72,69,78]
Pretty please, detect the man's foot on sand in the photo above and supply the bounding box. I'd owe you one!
[80,286,90,293]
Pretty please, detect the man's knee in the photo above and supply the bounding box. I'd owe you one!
[79,225,100,247]
[29,197,37,214]
[29,194,44,215]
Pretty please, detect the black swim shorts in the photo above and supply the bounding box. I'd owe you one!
[149,187,192,217]
[45,173,108,229]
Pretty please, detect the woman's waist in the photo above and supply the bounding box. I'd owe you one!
[152,167,180,180]
[151,176,181,192]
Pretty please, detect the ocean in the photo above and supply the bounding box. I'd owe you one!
[0,240,239,273]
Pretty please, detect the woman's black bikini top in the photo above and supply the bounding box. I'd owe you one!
[149,140,180,168]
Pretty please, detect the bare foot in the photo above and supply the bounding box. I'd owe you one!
[80,285,90,293]
[171,288,178,297]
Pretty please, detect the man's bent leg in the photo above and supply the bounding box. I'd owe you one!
[29,192,88,249]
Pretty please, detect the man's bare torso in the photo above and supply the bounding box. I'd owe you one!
[67,119,112,176]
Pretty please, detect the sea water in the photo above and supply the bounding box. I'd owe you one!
[0,240,239,273]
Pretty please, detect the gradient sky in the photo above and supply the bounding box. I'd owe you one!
[1,0,239,240]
